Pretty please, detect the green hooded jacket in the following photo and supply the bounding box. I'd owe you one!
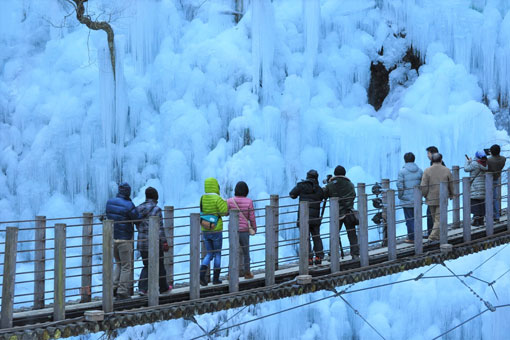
[200,178,228,232]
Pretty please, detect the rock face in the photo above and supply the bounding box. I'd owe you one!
[368,62,390,111]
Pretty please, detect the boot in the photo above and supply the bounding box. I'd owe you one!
[200,265,208,286]
[213,268,222,285]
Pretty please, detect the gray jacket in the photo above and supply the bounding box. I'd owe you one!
[397,163,423,207]
[464,160,488,200]
[135,200,167,252]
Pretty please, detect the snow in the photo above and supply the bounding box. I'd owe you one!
[1,0,510,337]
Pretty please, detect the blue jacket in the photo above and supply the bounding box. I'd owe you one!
[397,162,423,208]
[106,194,141,240]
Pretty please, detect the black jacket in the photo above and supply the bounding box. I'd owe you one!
[289,179,324,221]
[323,176,356,215]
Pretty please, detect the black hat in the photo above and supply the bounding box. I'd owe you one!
[334,166,346,176]
[145,187,158,200]
[306,169,319,179]
[118,182,131,197]
[234,181,249,197]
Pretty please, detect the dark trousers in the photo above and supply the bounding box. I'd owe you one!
[139,247,169,292]
[239,231,251,273]
[426,206,433,236]
[340,220,359,256]
[471,198,485,220]
[308,223,324,259]
[403,207,414,240]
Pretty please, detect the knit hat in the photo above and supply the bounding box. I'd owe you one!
[475,151,487,159]
[234,181,249,197]
[118,182,131,197]
[334,166,346,176]
[306,169,319,180]
[145,187,158,200]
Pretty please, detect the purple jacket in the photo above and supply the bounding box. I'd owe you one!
[227,197,257,233]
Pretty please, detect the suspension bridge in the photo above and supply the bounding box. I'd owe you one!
[1,166,510,339]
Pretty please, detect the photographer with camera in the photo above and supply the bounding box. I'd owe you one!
[322,165,359,259]
[290,170,325,265]
[487,144,506,222]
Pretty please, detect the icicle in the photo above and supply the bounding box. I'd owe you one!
[302,0,321,80]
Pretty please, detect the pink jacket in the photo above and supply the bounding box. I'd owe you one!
[227,197,257,233]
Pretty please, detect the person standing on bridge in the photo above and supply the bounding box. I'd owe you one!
[106,182,141,300]
[397,152,423,243]
[487,144,506,222]
[136,187,171,295]
[323,166,359,259]
[425,146,445,237]
[227,181,257,279]
[421,153,454,241]
[465,151,488,226]
[290,170,325,265]
[200,177,228,286]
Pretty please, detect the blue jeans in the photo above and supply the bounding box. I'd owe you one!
[403,207,414,240]
[493,179,500,219]
[201,231,222,269]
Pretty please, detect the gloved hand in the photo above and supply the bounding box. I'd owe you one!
[162,242,169,252]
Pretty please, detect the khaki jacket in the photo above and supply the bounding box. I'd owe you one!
[420,164,454,206]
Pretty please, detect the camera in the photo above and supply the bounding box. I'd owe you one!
[322,174,333,184]
[484,148,491,156]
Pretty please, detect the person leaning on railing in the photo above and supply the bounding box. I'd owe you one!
[487,144,506,222]
[465,151,488,226]
[421,153,454,242]
[397,152,423,243]
[105,182,141,300]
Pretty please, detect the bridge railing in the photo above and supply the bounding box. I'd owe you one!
[0,167,509,327]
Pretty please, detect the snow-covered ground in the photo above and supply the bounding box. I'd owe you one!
[2,0,510,338]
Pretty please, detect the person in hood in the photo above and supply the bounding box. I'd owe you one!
[290,170,325,265]
[323,166,359,259]
[397,152,423,243]
[465,151,489,226]
[106,182,141,299]
[136,187,171,295]
[487,144,506,221]
[199,178,228,286]
[227,181,257,279]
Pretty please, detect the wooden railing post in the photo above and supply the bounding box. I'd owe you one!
[485,173,494,236]
[358,193,369,267]
[329,197,340,273]
[497,176,502,220]
[1,227,18,329]
[299,201,310,276]
[190,213,201,300]
[81,213,93,303]
[163,206,174,287]
[265,206,276,286]
[148,215,160,306]
[34,216,46,309]
[228,210,240,293]
[234,0,244,23]
[386,189,396,260]
[507,169,510,231]
[381,179,390,245]
[462,177,472,242]
[452,166,461,229]
[439,182,449,245]
[270,194,279,270]
[413,186,423,255]
[54,223,66,321]
[102,220,114,313]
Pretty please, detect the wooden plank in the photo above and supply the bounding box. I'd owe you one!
[270,194,279,271]
[507,169,510,232]
[485,173,494,236]
[413,187,423,255]
[1,227,18,328]
[452,166,461,229]
[359,193,369,267]
[148,216,160,306]
[299,201,310,275]
[102,220,114,313]
[228,210,240,293]
[190,213,201,300]
[386,189,396,260]
[265,206,276,286]
[439,182,449,245]
[34,216,46,309]
[329,197,340,273]
[462,177,472,242]
[81,213,93,303]
[54,223,66,321]
[164,206,174,287]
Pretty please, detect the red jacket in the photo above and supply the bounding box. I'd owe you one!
[227,197,257,233]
